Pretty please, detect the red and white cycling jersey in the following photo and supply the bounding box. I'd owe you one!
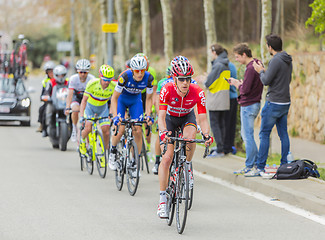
[159,82,207,117]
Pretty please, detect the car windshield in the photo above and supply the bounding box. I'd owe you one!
[0,78,26,96]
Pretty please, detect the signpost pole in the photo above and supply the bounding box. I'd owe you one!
[70,0,75,74]
[107,0,114,67]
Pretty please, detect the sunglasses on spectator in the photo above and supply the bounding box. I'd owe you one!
[176,76,191,82]
[133,69,145,74]
[101,77,112,82]
[78,71,89,74]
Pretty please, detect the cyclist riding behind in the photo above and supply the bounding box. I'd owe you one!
[157,59,213,219]
[108,53,154,172]
[79,64,116,155]
[126,55,157,160]
[37,61,55,136]
[65,59,95,142]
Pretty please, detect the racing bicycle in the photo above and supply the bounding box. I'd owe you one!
[162,133,209,234]
[79,116,108,178]
[114,118,146,196]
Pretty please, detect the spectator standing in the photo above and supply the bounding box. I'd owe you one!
[224,60,238,155]
[203,44,230,157]
[252,34,293,176]
[228,43,263,175]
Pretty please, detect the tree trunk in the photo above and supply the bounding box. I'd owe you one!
[203,0,217,73]
[256,0,261,42]
[260,0,272,66]
[98,0,107,65]
[160,0,173,68]
[273,0,281,34]
[280,0,284,38]
[239,0,244,42]
[227,0,232,42]
[115,0,127,70]
[140,0,151,58]
[125,0,134,58]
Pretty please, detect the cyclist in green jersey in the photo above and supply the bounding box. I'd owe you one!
[79,64,116,155]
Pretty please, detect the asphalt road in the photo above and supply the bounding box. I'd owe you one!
[0,75,324,239]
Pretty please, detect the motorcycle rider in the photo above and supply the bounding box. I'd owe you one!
[41,65,69,140]
[65,59,95,142]
[37,61,55,137]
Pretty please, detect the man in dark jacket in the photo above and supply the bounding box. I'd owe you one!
[253,34,293,175]
[204,44,231,157]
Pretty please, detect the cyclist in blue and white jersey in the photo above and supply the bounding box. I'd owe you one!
[108,54,154,172]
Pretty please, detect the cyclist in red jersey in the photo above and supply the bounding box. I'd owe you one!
[157,60,213,218]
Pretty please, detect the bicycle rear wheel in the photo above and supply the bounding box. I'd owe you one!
[126,139,140,196]
[85,146,94,175]
[95,131,107,178]
[175,163,189,234]
[115,139,125,191]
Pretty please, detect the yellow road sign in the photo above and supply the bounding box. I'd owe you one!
[102,23,118,33]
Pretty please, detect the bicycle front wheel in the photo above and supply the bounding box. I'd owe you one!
[95,131,107,178]
[188,162,194,210]
[166,165,176,226]
[126,139,140,196]
[175,163,189,234]
[115,139,125,191]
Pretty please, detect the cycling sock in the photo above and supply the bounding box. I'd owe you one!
[160,191,167,203]
[155,155,161,164]
[80,138,86,143]
[72,124,77,131]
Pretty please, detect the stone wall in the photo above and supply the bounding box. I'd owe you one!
[288,52,325,142]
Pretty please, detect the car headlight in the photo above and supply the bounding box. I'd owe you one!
[21,98,31,107]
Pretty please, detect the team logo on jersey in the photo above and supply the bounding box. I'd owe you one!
[171,101,176,105]
[118,77,124,84]
[175,98,179,102]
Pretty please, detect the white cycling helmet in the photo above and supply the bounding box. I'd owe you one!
[130,54,148,70]
[43,61,55,71]
[53,65,67,84]
[75,59,91,71]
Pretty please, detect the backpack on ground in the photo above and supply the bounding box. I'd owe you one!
[272,159,320,180]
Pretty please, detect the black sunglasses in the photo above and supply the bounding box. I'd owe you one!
[78,71,88,74]
[176,76,191,82]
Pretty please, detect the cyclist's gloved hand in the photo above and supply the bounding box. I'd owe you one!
[79,116,85,123]
[146,115,154,124]
[203,134,213,147]
[159,130,169,143]
[113,116,120,126]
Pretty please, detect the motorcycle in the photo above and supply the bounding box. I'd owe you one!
[45,84,72,151]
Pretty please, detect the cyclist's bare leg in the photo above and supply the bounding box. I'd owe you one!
[158,144,174,191]
[155,134,161,156]
[111,125,125,146]
[133,125,143,154]
[81,121,92,139]
[101,124,110,150]
[71,104,80,126]
[182,125,197,162]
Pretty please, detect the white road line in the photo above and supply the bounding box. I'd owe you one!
[195,170,325,226]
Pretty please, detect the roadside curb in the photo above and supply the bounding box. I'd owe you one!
[193,151,325,217]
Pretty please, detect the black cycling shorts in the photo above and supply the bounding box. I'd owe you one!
[160,110,197,145]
